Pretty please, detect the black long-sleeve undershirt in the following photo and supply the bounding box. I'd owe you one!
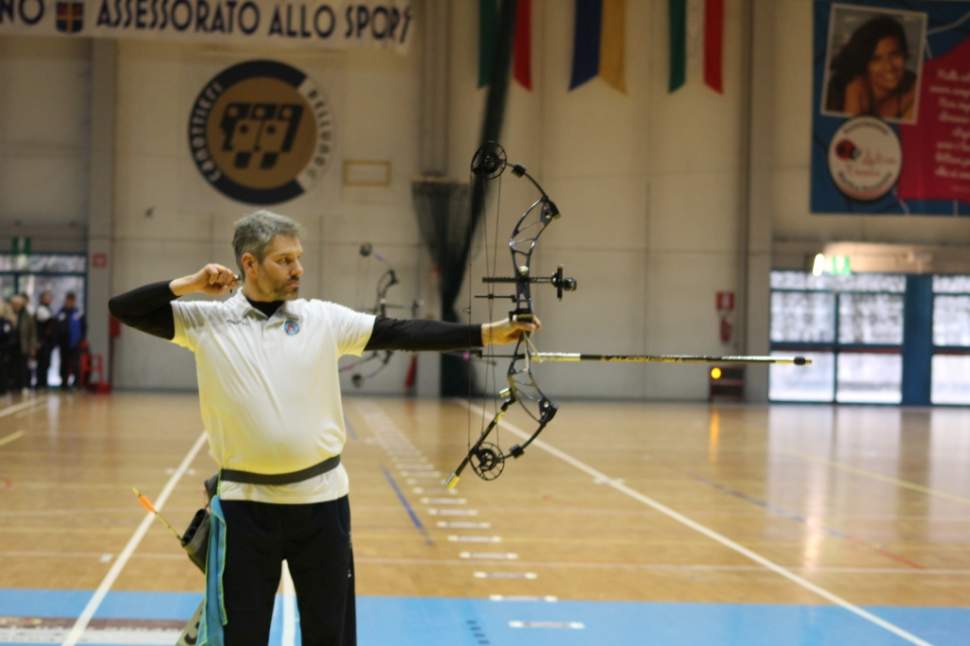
[108,281,177,339]
[107,281,482,351]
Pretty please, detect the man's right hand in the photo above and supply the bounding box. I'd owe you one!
[170,264,239,297]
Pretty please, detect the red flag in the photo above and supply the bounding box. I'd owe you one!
[704,0,724,93]
[514,0,532,89]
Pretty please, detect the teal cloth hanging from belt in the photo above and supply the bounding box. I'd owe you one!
[198,496,227,646]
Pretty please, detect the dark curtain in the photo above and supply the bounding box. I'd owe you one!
[411,0,518,397]
[411,180,473,395]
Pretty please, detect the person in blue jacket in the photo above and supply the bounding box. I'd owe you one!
[57,291,86,390]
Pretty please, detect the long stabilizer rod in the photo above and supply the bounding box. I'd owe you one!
[533,353,811,365]
[476,352,811,366]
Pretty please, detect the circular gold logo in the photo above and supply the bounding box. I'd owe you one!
[188,60,333,204]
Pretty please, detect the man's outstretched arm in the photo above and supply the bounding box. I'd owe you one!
[364,317,540,352]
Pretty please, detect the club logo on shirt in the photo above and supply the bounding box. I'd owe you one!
[284,319,301,336]
[188,60,334,205]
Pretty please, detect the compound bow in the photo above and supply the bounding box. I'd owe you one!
[340,243,419,388]
[445,142,576,488]
[445,143,810,489]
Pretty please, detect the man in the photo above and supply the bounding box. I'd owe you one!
[57,291,86,389]
[9,295,36,391]
[108,210,536,646]
[34,290,57,389]
[0,298,15,394]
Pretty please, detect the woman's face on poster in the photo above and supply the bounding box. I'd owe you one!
[867,36,906,94]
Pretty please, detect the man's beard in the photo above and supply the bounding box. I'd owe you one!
[272,279,299,300]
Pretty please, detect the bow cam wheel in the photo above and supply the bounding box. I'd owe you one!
[471,142,507,179]
[470,443,506,481]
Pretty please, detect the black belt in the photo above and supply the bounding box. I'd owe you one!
[220,455,342,486]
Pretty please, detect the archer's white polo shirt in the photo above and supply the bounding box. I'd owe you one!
[171,290,375,504]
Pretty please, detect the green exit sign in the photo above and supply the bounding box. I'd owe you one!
[10,236,30,255]
[812,253,851,276]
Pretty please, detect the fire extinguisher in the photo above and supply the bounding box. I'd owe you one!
[716,291,735,345]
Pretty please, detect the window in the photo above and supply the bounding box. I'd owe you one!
[770,271,904,404]
[931,276,970,405]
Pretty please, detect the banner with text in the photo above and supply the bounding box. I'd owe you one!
[0,0,412,49]
[812,0,970,215]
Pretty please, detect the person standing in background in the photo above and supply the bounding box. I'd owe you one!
[9,295,37,391]
[34,290,56,390]
[57,292,85,390]
[0,298,15,395]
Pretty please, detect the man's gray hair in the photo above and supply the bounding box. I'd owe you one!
[232,210,303,273]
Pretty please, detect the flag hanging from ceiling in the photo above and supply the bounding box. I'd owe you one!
[479,0,533,89]
[669,0,724,93]
[479,0,498,88]
[514,0,533,89]
[570,0,627,92]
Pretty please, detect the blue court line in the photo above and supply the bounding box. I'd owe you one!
[380,465,433,546]
[1,590,968,645]
[679,467,926,568]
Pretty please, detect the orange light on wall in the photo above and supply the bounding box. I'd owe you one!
[709,365,744,401]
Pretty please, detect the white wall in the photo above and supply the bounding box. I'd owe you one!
[0,36,89,248]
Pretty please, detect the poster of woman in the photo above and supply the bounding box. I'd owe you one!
[812,0,970,216]
[821,5,926,124]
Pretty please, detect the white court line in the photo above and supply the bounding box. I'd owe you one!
[474,571,537,580]
[509,620,584,630]
[459,551,518,560]
[282,561,296,646]
[427,508,479,516]
[791,450,970,507]
[355,556,970,576]
[448,535,502,543]
[0,430,25,447]
[437,521,491,529]
[462,402,933,646]
[61,432,208,646]
[0,397,46,419]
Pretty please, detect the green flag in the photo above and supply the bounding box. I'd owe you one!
[479,0,498,88]
[668,0,686,92]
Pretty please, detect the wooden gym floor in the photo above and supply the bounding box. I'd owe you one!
[0,391,968,645]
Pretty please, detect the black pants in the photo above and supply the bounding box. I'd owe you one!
[220,496,356,646]
[36,341,54,388]
[10,350,28,390]
[59,345,80,387]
